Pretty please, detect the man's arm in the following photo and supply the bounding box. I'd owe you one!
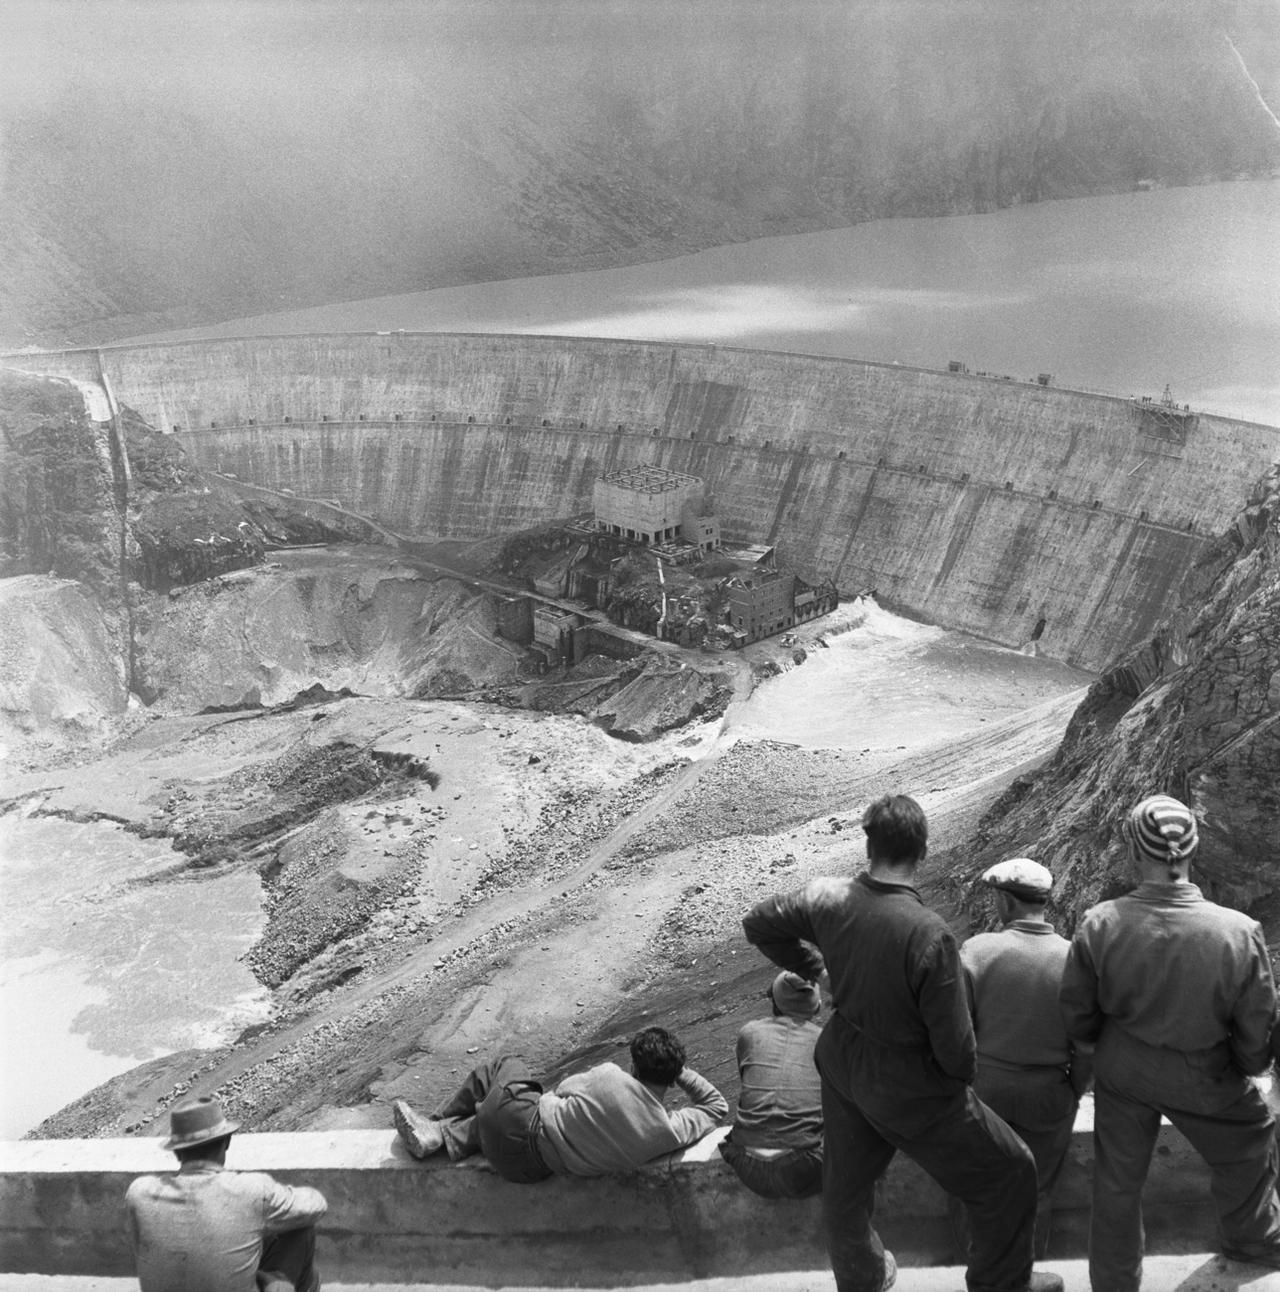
[260,1175,328,1234]
[1068,1040,1095,1098]
[915,929,976,1083]
[1059,930,1104,1044]
[1229,925,1278,1076]
[123,1181,142,1259]
[665,1067,728,1147]
[742,884,826,982]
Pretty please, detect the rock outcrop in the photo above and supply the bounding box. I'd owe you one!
[951,462,1280,936]
[0,576,129,760]
[0,370,123,593]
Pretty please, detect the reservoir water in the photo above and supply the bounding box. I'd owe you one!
[126,181,1280,427]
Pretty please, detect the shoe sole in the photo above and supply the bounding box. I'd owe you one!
[392,1100,437,1159]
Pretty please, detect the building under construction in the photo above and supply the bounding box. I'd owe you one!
[592,465,719,554]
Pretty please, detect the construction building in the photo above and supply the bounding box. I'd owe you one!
[593,465,719,552]
[725,569,839,644]
[725,568,797,642]
[531,604,578,666]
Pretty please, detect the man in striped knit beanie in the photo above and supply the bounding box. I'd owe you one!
[1061,794,1280,1290]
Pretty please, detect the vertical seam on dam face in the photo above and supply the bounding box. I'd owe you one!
[1076,518,1172,648]
[3,334,1277,673]
[831,466,884,591]
[765,452,808,548]
[930,487,987,593]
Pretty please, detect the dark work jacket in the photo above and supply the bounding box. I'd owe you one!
[743,874,976,1133]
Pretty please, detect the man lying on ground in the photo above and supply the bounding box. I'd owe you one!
[392,1025,728,1181]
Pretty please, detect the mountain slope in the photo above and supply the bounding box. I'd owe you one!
[2,0,1278,343]
[947,461,1280,936]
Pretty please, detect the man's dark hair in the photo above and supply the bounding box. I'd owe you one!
[174,1134,231,1164]
[862,794,928,864]
[630,1026,686,1086]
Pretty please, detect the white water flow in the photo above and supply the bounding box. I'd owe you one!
[0,815,268,1139]
[730,603,1091,751]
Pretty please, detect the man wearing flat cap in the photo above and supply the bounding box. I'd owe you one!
[1061,793,1280,1289]
[125,1095,327,1292]
[957,857,1089,1259]
[719,970,825,1199]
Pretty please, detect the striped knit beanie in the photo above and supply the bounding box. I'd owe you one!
[1125,794,1199,864]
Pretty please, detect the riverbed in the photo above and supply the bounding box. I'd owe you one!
[124,181,1280,427]
[0,605,1091,1137]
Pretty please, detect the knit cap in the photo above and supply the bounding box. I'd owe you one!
[771,971,821,1018]
[1125,794,1199,863]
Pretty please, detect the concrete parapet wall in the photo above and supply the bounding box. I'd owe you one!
[0,1123,1217,1285]
[6,334,1279,669]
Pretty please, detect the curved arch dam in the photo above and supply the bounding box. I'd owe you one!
[7,333,1279,672]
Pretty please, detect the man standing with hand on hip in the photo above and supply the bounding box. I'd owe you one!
[743,793,1062,1292]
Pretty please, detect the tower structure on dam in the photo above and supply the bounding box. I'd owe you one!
[4,332,1277,672]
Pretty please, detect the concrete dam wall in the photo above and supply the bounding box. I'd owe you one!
[7,334,1279,671]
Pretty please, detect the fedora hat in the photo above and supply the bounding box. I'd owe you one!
[163,1096,240,1151]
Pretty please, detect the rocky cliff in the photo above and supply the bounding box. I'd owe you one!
[949,462,1280,936]
[2,0,1278,343]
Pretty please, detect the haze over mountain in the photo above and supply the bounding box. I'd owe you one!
[3,0,1278,345]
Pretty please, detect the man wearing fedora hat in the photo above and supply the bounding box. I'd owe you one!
[125,1095,327,1292]
[955,857,1091,1260]
[719,970,825,1199]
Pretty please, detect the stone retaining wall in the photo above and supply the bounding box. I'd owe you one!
[0,1122,1216,1285]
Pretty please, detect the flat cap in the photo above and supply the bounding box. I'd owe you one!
[980,857,1053,901]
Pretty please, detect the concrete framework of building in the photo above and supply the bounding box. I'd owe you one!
[593,465,720,552]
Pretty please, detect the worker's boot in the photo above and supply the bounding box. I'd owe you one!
[881,1249,897,1290]
[392,1098,445,1159]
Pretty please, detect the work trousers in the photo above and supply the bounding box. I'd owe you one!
[719,1129,824,1199]
[431,1054,553,1183]
[818,1022,1037,1292]
[256,1225,320,1292]
[952,1064,1078,1260]
[1089,1028,1280,1292]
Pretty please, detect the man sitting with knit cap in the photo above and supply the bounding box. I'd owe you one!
[719,970,825,1199]
[1061,793,1280,1290]
[125,1096,327,1292]
[955,858,1090,1260]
